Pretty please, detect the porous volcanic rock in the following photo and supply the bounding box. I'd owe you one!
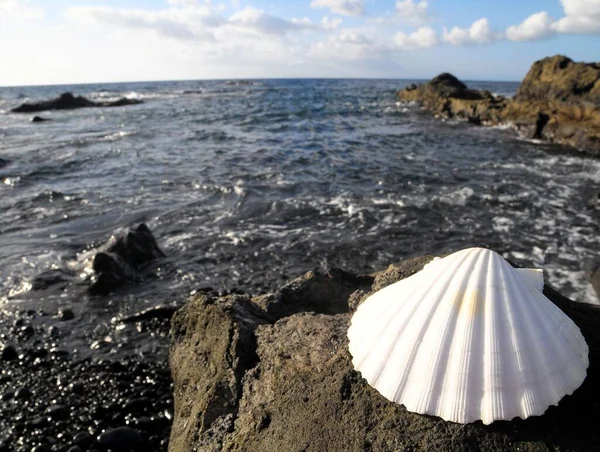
[398,55,600,156]
[169,256,600,451]
[11,92,142,113]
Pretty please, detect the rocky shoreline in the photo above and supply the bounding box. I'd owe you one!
[0,306,174,451]
[398,55,600,157]
[169,258,600,451]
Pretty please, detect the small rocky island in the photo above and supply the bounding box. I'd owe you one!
[11,92,143,113]
[169,258,600,451]
[398,55,600,157]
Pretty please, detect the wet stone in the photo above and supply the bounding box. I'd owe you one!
[73,431,93,448]
[97,427,143,450]
[30,416,49,428]
[123,397,151,414]
[14,387,32,400]
[58,309,75,321]
[1,345,18,361]
[47,404,69,420]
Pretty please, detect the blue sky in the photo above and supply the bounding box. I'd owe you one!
[0,0,598,86]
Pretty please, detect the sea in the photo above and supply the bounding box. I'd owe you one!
[1,79,599,355]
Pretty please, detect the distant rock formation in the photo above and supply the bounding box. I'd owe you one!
[30,116,50,122]
[11,92,143,113]
[169,257,600,451]
[397,55,600,156]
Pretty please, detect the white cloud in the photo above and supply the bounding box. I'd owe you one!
[167,0,198,5]
[506,11,555,41]
[308,32,385,60]
[395,0,432,24]
[310,0,364,17]
[321,16,343,30]
[554,0,600,33]
[443,18,502,45]
[505,0,600,41]
[66,5,224,41]
[229,7,313,35]
[0,0,43,19]
[394,26,437,48]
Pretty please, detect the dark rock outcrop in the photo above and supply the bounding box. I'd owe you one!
[398,55,600,156]
[89,224,165,296]
[169,256,600,451]
[30,269,76,291]
[31,116,50,122]
[0,157,8,168]
[11,92,142,113]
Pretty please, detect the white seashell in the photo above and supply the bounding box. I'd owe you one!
[348,247,588,425]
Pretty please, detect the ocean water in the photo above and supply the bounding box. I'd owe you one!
[1,78,599,332]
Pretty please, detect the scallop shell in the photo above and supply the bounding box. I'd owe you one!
[348,247,588,424]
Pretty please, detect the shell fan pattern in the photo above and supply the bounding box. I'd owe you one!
[347,247,589,425]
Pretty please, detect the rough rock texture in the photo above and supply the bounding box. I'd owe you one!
[398,55,600,156]
[11,92,142,113]
[169,256,600,451]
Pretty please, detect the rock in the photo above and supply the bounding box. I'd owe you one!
[533,111,550,139]
[123,397,151,415]
[47,404,69,420]
[73,431,93,448]
[30,268,76,291]
[57,308,75,321]
[514,55,600,104]
[89,223,165,296]
[11,92,143,113]
[589,264,600,302]
[170,256,600,451]
[113,305,178,324]
[14,387,32,400]
[97,427,143,450]
[398,55,600,156]
[31,116,50,122]
[0,157,9,168]
[1,345,18,361]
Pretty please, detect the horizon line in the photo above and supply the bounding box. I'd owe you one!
[0,75,522,90]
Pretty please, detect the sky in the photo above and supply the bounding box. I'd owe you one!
[0,0,598,86]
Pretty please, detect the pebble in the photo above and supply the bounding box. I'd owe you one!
[30,416,49,428]
[1,345,18,361]
[97,427,143,450]
[58,309,75,321]
[73,431,93,448]
[47,404,70,420]
[14,387,32,400]
[124,397,151,414]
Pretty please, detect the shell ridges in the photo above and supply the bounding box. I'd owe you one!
[348,247,588,424]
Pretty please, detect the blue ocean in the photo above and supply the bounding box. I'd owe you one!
[1,78,599,338]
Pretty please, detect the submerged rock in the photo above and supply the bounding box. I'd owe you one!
[11,92,142,113]
[398,55,600,156]
[89,224,166,295]
[170,257,600,451]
